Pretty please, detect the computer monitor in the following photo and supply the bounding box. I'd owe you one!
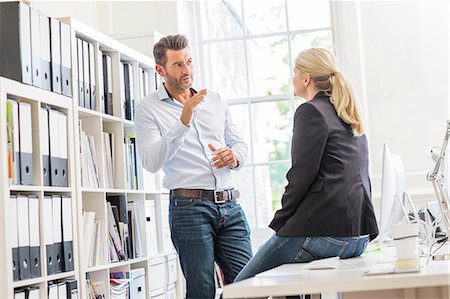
[378,144,407,242]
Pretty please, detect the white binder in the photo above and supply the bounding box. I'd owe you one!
[39,13,51,91]
[97,48,105,114]
[30,7,42,88]
[82,40,90,108]
[48,282,58,299]
[76,38,84,107]
[18,101,33,185]
[49,109,59,186]
[17,2,32,85]
[103,54,113,115]
[40,107,50,186]
[50,18,62,94]
[49,109,67,187]
[10,195,19,281]
[60,21,72,97]
[17,194,31,279]
[13,289,26,299]
[58,111,68,187]
[58,281,67,299]
[145,200,158,256]
[129,63,135,120]
[43,195,54,275]
[8,99,20,185]
[120,62,125,118]
[62,196,74,271]
[28,287,40,299]
[88,42,96,110]
[28,195,41,278]
[52,195,63,273]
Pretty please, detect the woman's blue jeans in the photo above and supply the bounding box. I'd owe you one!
[234,234,369,282]
[169,197,252,299]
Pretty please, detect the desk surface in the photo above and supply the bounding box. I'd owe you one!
[222,244,450,298]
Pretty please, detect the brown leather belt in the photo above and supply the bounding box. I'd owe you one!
[170,189,240,204]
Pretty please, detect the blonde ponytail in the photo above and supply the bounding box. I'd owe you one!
[295,48,364,135]
[330,71,364,135]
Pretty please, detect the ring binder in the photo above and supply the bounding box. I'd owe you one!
[0,2,32,85]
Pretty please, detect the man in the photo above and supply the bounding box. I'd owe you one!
[136,34,252,299]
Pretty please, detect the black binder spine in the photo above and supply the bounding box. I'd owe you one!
[0,2,32,85]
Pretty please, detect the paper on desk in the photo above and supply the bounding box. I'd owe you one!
[257,261,344,277]
[256,264,310,277]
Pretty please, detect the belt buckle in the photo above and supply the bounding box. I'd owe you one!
[214,190,227,204]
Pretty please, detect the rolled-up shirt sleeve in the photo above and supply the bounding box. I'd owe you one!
[136,102,189,173]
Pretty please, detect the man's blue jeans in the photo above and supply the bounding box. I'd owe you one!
[169,197,253,299]
[234,234,369,282]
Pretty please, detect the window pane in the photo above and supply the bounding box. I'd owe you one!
[254,163,290,227]
[199,1,244,39]
[251,100,293,163]
[247,36,291,97]
[290,30,332,62]
[232,166,256,227]
[229,104,252,163]
[203,40,248,99]
[286,0,331,31]
[243,0,286,35]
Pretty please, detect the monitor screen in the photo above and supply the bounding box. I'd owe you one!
[379,144,407,242]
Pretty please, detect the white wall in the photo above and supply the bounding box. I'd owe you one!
[98,1,182,58]
[31,1,99,28]
[332,1,449,210]
[32,1,182,58]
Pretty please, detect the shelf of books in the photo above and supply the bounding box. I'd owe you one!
[58,16,183,299]
[0,3,81,297]
[0,77,78,298]
[0,2,182,298]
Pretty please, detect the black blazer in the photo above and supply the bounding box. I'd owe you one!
[269,92,378,240]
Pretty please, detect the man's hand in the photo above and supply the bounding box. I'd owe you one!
[180,89,207,126]
[208,144,238,169]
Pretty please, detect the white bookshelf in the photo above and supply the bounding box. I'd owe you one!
[0,12,182,299]
[0,77,79,298]
[57,17,182,299]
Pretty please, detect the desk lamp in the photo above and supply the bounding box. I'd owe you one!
[427,121,450,230]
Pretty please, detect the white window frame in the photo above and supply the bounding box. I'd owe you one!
[188,0,333,228]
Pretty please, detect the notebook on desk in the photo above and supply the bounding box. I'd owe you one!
[365,266,421,276]
[303,256,340,270]
[256,257,341,278]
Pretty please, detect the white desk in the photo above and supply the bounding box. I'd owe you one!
[222,245,450,299]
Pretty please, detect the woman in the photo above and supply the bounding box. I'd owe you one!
[234,48,379,282]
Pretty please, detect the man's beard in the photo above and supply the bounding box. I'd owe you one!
[167,73,192,90]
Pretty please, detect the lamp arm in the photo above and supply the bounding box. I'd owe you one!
[430,121,450,176]
[427,121,450,230]
[430,179,450,229]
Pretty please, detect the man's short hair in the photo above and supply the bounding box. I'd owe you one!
[153,34,189,67]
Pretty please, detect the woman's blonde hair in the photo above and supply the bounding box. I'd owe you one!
[295,48,364,135]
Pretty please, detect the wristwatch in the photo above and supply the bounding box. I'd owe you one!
[232,159,240,169]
